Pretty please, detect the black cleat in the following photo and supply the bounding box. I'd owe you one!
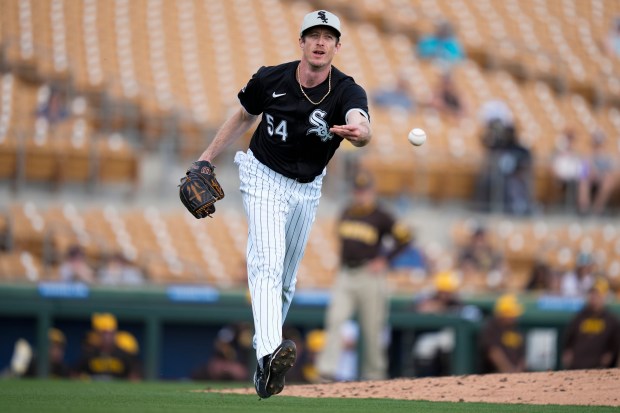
[254,340,297,399]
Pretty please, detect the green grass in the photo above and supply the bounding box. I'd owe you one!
[0,379,617,413]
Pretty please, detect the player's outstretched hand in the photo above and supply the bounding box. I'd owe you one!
[330,124,370,147]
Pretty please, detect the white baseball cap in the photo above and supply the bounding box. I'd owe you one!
[300,10,341,38]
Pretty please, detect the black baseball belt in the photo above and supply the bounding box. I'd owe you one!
[294,176,315,183]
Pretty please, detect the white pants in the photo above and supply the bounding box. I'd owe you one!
[235,150,324,360]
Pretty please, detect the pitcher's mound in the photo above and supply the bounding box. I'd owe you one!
[213,369,620,406]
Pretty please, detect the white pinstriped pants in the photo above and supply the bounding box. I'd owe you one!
[235,150,325,360]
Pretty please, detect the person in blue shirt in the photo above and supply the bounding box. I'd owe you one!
[390,231,427,273]
[417,20,465,69]
[372,73,415,112]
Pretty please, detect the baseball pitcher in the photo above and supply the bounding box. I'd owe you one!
[180,10,371,398]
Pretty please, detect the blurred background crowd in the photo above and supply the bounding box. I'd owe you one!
[1,0,620,383]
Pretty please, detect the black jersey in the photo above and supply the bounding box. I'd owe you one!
[238,61,369,181]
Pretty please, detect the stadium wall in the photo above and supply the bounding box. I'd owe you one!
[0,284,618,380]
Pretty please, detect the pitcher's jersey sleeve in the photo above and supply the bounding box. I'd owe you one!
[340,81,370,123]
[238,66,267,116]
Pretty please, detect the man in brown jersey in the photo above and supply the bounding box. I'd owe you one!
[562,277,620,370]
[316,170,411,381]
[479,294,526,373]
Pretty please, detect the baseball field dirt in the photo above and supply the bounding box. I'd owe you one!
[217,368,620,406]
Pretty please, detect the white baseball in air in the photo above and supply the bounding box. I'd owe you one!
[408,128,427,146]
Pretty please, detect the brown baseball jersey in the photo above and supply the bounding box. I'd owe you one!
[563,307,620,369]
[479,317,525,373]
[338,203,410,268]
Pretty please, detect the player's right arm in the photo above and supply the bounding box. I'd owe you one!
[199,106,258,163]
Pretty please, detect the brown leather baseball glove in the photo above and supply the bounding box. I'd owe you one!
[179,160,225,219]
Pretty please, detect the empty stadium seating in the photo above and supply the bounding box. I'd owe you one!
[0,250,43,282]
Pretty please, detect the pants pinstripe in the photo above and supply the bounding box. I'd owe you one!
[235,150,324,360]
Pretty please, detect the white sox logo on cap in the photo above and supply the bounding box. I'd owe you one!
[300,10,341,37]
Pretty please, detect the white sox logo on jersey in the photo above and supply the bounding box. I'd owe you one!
[307,109,333,142]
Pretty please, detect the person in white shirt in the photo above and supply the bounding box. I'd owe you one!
[560,253,595,298]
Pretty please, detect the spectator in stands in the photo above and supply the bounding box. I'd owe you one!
[389,227,429,277]
[36,85,69,126]
[475,101,534,215]
[603,16,620,58]
[411,271,482,376]
[58,245,95,284]
[417,20,465,70]
[457,225,505,286]
[561,252,597,298]
[497,124,534,215]
[551,128,584,211]
[577,130,618,216]
[562,277,620,370]
[372,73,415,112]
[479,99,513,128]
[191,325,249,381]
[525,261,560,294]
[97,252,145,287]
[475,105,509,211]
[75,313,141,380]
[428,72,466,122]
[479,294,526,374]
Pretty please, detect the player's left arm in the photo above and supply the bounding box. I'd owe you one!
[331,109,371,147]
[199,106,258,162]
